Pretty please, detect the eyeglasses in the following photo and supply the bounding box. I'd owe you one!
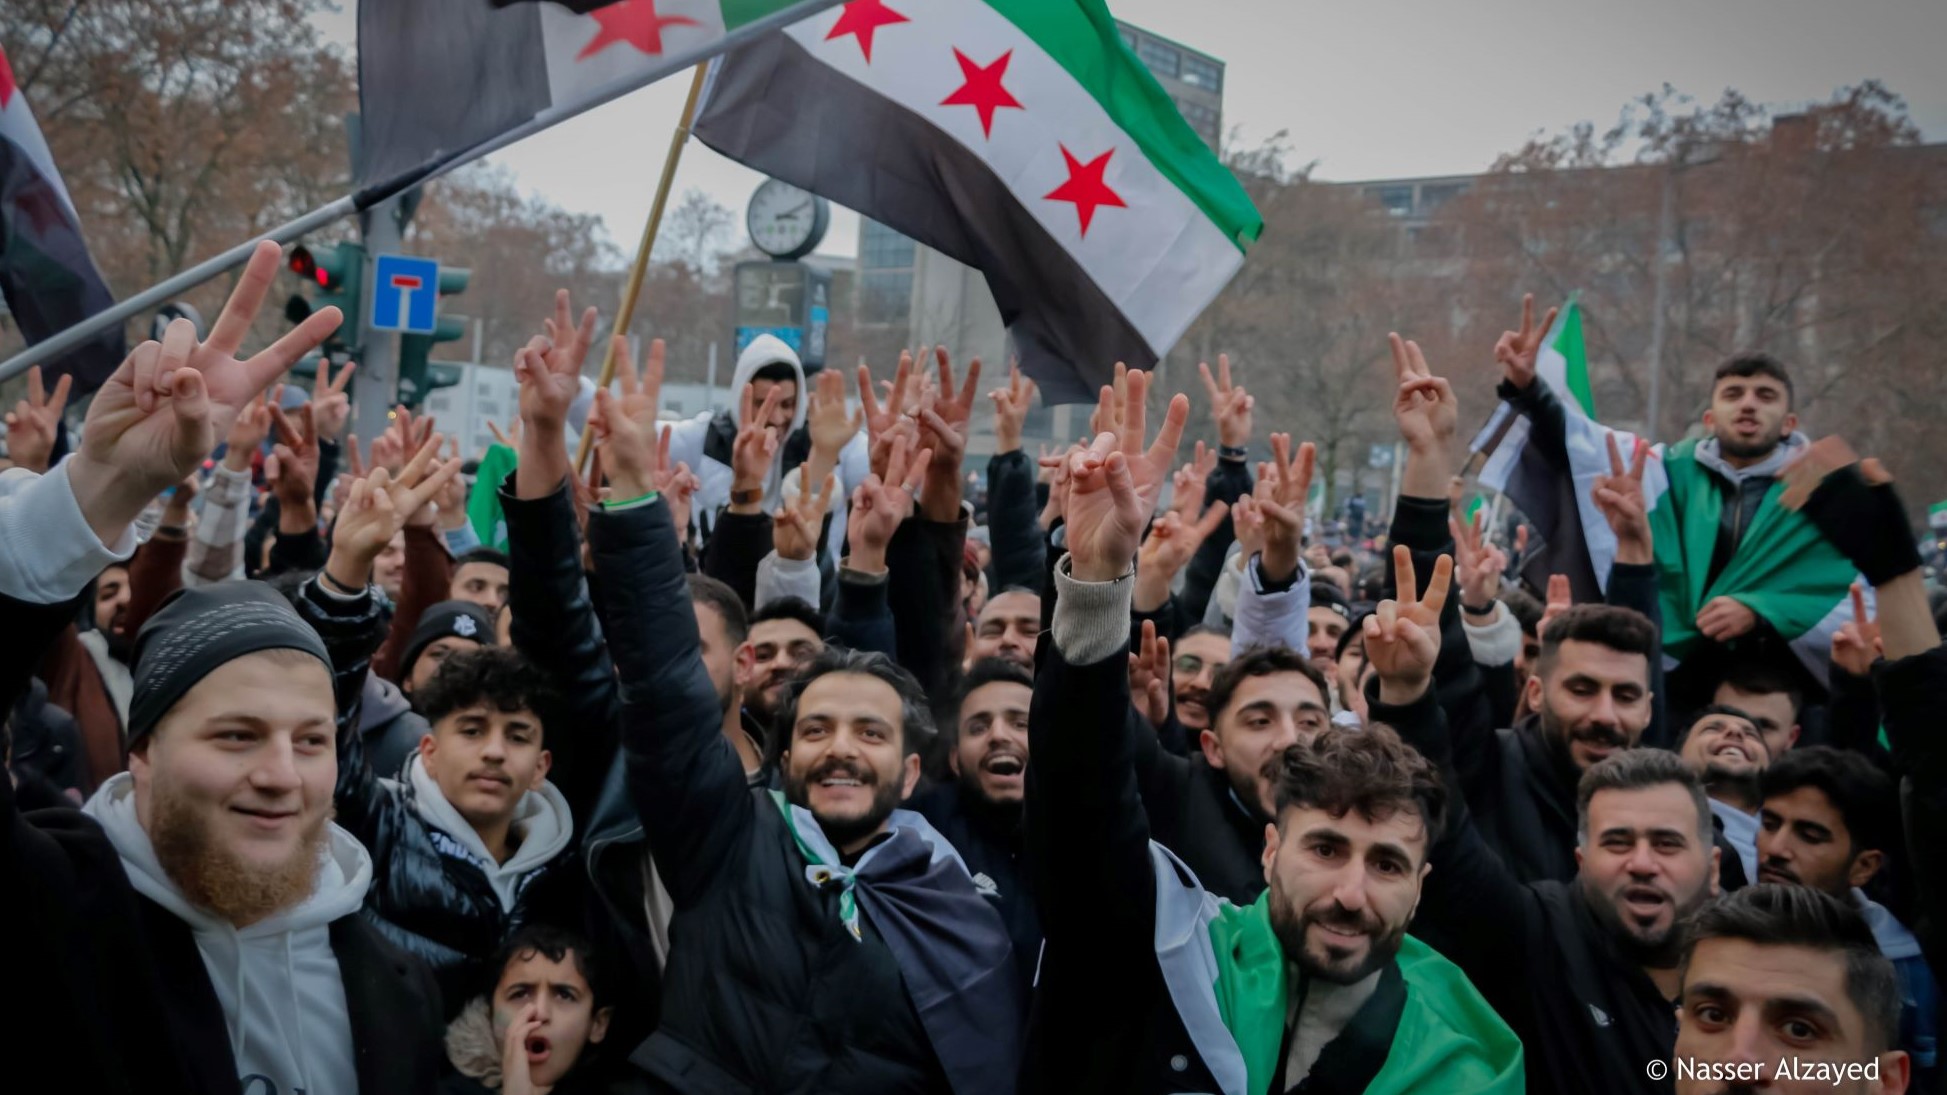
[1174,654,1229,677]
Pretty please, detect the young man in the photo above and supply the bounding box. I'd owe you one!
[966,587,1040,672]
[2,249,443,1095]
[450,547,511,618]
[1758,747,1938,1080]
[908,657,1040,985]
[689,573,770,776]
[401,599,501,699]
[1305,579,1352,683]
[1676,703,1769,885]
[441,926,619,1095]
[736,597,824,734]
[589,371,1023,1091]
[1025,400,1522,1093]
[1171,623,1232,733]
[1674,885,1911,1094]
[1711,659,1803,757]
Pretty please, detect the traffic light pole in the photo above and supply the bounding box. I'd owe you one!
[351,196,406,446]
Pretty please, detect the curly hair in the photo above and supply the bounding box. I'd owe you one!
[1275,722,1447,848]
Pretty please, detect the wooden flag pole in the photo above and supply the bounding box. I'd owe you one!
[574,63,710,475]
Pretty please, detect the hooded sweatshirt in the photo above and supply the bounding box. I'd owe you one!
[83,771,372,1095]
[405,753,573,911]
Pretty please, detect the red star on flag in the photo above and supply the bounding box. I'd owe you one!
[0,46,16,109]
[940,49,1023,139]
[825,0,909,62]
[577,0,703,60]
[1044,145,1126,237]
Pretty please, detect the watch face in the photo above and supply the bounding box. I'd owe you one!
[747,179,823,258]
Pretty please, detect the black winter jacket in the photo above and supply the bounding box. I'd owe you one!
[907,782,1040,989]
[296,577,587,1011]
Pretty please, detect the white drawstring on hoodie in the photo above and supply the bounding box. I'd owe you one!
[403,753,572,911]
[84,772,371,1095]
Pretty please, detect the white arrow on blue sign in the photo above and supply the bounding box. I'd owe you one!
[371,254,441,335]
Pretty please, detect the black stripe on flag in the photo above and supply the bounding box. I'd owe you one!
[1503,436,1603,603]
[693,32,1154,405]
[0,136,124,392]
[356,0,553,188]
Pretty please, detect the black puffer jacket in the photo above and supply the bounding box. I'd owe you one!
[295,577,587,1011]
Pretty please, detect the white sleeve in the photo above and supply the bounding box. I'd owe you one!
[1463,604,1522,667]
[1231,554,1312,654]
[755,551,822,611]
[0,458,139,602]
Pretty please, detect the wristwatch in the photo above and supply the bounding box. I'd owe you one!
[730,487,763,506]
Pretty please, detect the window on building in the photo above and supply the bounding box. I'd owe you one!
[1137,38,1179,78]
[859,221,915,270]
[1366,185,1415,217]
[1418,182,1467,213]
[1176,100,1221,145]
[1178,55,1223,92]
[859,271,913,326]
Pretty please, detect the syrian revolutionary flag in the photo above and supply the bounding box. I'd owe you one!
[0,45,125,392]
[355,0,846,189]
[690,0,1263,403]
[1473,298,1855,679]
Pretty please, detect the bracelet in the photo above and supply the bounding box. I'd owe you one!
[1218,444,1249,462]
[320,568,364,595]
[1463,600,1498,616]
[602,489,660,510]
[729,487,763,506]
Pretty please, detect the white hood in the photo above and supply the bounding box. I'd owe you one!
[83,772,369,1095]
[406,753,573,911]
[730,334,808,434]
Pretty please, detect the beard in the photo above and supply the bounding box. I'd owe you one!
[1539,705,1630,771]
[1269,883,1405,986]
[150,782,326,927]
[1715,424,1786,462]
[785,755,903,854]
[1700,761,1762,809]
[1582,871,1710,965]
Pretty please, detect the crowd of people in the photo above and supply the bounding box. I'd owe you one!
[2,241,1941,1095]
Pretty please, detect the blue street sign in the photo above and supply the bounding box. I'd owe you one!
[371,254,441,334]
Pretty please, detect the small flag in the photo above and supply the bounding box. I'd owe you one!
[0,45,125,392]
[355,0,845,188]
[690,0,1263,403]
[467,443,520,550]
[1929,500,1947,531]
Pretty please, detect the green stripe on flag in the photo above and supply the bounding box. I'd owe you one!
[1555,299,1596,419]
[722,0,808,28]
[468,443,519,551]
[1930,500,1947,530]
[983,0,1262,251]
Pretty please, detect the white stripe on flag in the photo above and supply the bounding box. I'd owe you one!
[539,0,731,108]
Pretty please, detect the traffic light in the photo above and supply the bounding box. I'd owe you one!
[396,266,469,408]
[284,242,365,355]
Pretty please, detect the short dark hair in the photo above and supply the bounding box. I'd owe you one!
[1501,587,1544,638]
[1715,659,1804,721]
[1207,646,1329,726]
[949,658,1033,740]
[415,646,560,740]
[1179,622,1232,643]
[455,547,510,572]
[486,924,609,1009]
[1683,885,1899,1053]
[769,647,934,761]
[751,362,798,386]
[1674,703,1760,752]
[687,574,749,645]
[1539,604,1657,675]
[1760,747,1896,855]
[1712,352,1794,408]
[1275,722,1446,852]
[751,597,824,640]
[1577,748,1712,844]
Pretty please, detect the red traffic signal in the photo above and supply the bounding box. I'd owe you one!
[288,245,319,284]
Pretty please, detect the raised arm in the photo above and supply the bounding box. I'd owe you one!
[825,438,927,658]
[1228,434,1313,653]
[1178,355,1256,625]
[985,365,1046,592]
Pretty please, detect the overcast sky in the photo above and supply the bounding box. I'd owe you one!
[313,0,1947,259]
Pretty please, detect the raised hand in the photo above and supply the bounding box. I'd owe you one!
[847,433,930,574]
[223,389,274,472]
[1696,596,1758,643]
[1198,353,1252,450]
[1128,618,1172,726]
[1362,544,1454,703]
[730,383,784,507]
[1389,333,1457,453]
[266,402,320,511]
[806,367,862,461]
[1449,510,1508,614]
[1248,433,1315,582]
[1539,573,1572,635]
[587,336,667,503]
[916,345,981,474]
[1168,442,1216,520]
[1831,582,1882,678]
[499,1003,543,1095]
[1087,362,1130,438]
[5,365,72,473]
[1134,501,1229,612]
[989,362,1036,455]
[1593,431,1654,565]
[326,435,461,588]
[1493,293,1559,392]
[310,359,356,442]
[514,289,599,432]
[1062,369,1189,582]
[775,472,837,562]
[856,350,914,451]
[73,240,340,538]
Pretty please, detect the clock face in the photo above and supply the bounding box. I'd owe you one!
[747,179,828,259]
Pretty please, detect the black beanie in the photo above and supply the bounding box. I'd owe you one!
[401,600,499,679]
[1309,577,1352,621]
[128,583,332,748]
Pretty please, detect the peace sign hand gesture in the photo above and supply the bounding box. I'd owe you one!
[515,289,599,433]
[1389,333,1457,454]
[1198,353,1252,449]
[1830,582,1882,679]
[1593,431,1654,564]
[1362,544,1453,704]
[5,365,72,474]
[1494,293,1558,392]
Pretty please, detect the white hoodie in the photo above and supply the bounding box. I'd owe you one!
[404,754,572,911]
[83,772,372,1095]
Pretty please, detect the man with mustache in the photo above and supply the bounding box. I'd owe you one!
[583,335,1024,1092]
[736,597,825,734]
[1170,623,1232,733]
[1023,400,1522,1093]
[3,243,443,1095]
[965,587,1040,672]
[1678,705,1770,885]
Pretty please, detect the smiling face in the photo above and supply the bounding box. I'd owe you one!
[491,948,611,1090]
[1531,640,1653,772]
[95,564,131,636]
[1306,607,1347,678]
[1171,632,1231,731]
[132,649,337,926]
[420,704,551,833]
[782,672,921,856]
[950,680,1031,807]
[1712,682,1801,757]
[1577,784,1718,956]
[748,377,799,432]
[1263,802,1430,985]
[739,617,823,724]
[970,591,1040,671]
[1203,671,1330,817]
[1681,712,1770,786]
[1703,372,1796,465]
